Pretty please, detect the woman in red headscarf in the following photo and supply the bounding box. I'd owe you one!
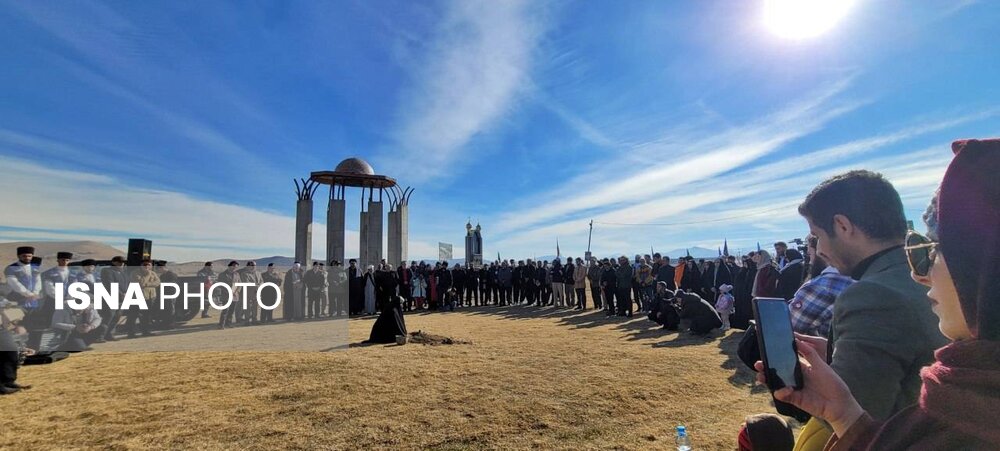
[756,139,1000,450]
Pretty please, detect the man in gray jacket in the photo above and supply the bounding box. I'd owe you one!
[239,261,263,325]
[796,170,947,442]
[217,261,242,329]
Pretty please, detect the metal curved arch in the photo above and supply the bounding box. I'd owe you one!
[402,187,414,205]
[387,188,399,211]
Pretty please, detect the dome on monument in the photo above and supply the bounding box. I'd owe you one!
[334,157,375,176]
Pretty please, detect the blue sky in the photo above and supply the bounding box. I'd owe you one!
[1,0,997,262]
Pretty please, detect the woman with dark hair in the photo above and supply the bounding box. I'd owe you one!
[700,259,717,301]
[732,254,758,330]
[757,139,1000,449]
[679,257,702,292]
[738,414,794,451]
[775,248,805,300]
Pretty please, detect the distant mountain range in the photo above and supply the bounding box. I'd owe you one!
[661,246,726,259]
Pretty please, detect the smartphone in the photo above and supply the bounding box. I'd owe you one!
[752,297,808,419]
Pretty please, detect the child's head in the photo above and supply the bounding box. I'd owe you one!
[719,284,733,294]
[738,414,793,451]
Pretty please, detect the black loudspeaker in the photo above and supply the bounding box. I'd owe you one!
[127,239,152,266]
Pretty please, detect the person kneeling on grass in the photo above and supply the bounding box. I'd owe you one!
[54,301,102,352]
[442,288,458,312]
[365,296,407,344]
[647,282,680,331]
[677,290,722,335]
[755,139,1000,450]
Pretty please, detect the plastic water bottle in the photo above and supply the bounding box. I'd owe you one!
[676,425,692,451]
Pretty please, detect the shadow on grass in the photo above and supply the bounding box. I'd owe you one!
[717,329,768,393]
[109,314,350,341]
[433,303,726,350]
[369,301,763,392]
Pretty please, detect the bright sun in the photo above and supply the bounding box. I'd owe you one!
[763,0,858,40]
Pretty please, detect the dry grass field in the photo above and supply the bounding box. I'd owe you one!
[0,305,780,450]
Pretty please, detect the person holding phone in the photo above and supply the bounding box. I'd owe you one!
[757,139,1000,449]
[791,167,948,450]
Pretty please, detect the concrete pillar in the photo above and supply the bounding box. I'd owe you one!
[367,200,383,267]
[359,210,369,269]
[327,198,345,264]
[396,205,410,262]
[295,199,313,266]
[387,209,400,267]
[387,206,407,266]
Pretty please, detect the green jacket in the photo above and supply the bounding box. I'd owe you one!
[829,247,947,421]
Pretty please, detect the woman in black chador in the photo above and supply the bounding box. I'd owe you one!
[365,295,407,344]
[678,292,722,335]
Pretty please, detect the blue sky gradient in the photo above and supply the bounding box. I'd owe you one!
[1,1,997,261]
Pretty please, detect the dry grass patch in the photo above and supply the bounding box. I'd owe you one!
[0,306,777,450]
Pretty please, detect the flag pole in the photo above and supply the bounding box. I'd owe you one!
[585,220,595,261]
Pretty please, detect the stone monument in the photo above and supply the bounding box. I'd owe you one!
[297,157,411,269]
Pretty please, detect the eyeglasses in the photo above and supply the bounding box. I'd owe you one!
[904,231,938,277]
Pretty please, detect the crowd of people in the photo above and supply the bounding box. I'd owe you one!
[736,139,1000,450]
[1,138,998,451]
[323,248,814,331]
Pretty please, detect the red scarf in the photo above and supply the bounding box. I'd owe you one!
[919,339,1000,444]
[737,425,753,451]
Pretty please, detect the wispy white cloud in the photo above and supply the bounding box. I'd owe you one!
[376,0,545,182]
[530,88,620,149]
[494,77,861,234]
[491,135,965,259]
[0,150,456,263]
[51,56,261,162]
[2,158,327,262]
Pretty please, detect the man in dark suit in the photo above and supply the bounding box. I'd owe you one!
[522,260,537,305]
[795,170,948,447]
[512,261,522,305]
[347,259,362,315]
[534,262,548,306]
[600,258,617,315]
[452,264,467,307]
[655,256,676,291]
[436,263,453,304]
